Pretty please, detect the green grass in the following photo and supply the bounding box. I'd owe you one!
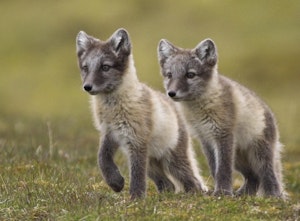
[0,115,299,220]
[1,0,300,220]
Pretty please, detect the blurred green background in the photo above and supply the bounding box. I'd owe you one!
[0,0,299,154]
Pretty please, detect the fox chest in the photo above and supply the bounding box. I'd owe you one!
[190,114,219,140]
[103,112,137,138]
[97,104,150,146]
[183,105,226,141]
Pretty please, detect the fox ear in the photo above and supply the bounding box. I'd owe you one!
[109,28,131,56]
[158,39,177,63]
[194,39,218,66]
[76,31,94,57]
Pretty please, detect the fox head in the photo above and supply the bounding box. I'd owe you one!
[158,38,218,101]
[76,28,131,95]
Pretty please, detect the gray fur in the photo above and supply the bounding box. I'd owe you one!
[158,38,286,198]
[76,29,207,199]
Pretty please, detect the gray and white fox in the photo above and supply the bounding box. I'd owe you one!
[157,38,286,198]
[76,28,207,199]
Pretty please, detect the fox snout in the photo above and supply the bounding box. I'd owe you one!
[168,91,177,98]
[83,84,93,92]
[166,88,189,101]
[83,83,98,95]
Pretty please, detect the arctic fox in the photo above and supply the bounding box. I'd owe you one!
[75,28,207,199]
[157,38,286,198]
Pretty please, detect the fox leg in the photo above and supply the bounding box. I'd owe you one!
[213,135,234,196]
[165,127,206,193]
[201,140,217,179]
[98,133,124,192]
[235,169,260,196]
[166,150,204,193]
[148,158,175,192]
[237,174,260,196]
[252,141,281,197]
[235,148,259,196]
[128,144,148,199]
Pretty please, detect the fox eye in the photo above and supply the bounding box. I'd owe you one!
[101,64,111,72]
[186,72,196,79]
[166,72,172,79]
[82,65,88,73]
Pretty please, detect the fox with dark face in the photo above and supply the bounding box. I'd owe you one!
[76,29,207,199]
[157,38,286,198]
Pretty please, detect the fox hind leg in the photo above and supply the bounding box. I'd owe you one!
[166,151,203,193]
[235,169,260,196]
[148,158,175,192]
[235,148,260,196]
[249,141,281,197]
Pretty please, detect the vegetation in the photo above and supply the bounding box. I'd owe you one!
[0,0,299,220]
[0,116,299,220]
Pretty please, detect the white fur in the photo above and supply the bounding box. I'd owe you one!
[230,81,266,149]
[147,90,179,158]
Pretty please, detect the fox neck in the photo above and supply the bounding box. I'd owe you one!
[116,54,139,94]
[197,68,221,100]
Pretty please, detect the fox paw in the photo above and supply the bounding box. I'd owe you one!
[107,175,125,192]
[130,190,145,200]
[212,189,233,197]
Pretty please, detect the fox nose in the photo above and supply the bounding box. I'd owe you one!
[83,84,92,92]
[168,91,176,98]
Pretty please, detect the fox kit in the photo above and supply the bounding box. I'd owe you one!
[76,29,207,199]
[157,38,286,198]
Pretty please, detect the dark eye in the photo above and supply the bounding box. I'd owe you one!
[186,72,196,79]
[82,65,88,73]
[101,65,111,72]
[166,72,172,79]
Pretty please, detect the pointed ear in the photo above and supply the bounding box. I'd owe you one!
[109,28,131,56]
[194,39,218,66]
[76,31,94,57]
[158,39,177,63]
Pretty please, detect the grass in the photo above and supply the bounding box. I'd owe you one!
[0,115,299,220]
[0,0,300,220]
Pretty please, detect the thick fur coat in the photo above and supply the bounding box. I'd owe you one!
[76,29,207,199]
[158,38,286,198]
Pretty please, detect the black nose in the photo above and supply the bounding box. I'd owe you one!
[168,91,176,98]
[83,84,92,92]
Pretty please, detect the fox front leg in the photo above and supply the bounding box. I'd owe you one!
[201,140,217,180]
[98,133,124,192]
[213,135,234,196]
[128,145,148,199]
